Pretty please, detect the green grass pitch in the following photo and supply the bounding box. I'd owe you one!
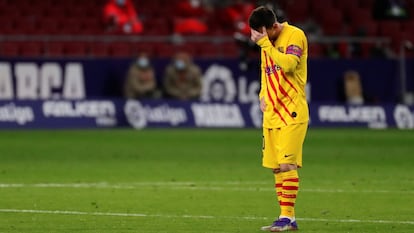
[0,128,413,233]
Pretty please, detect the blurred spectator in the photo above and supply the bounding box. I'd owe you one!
[297,18,323,38]
[222,0,255,37]
[370,41,395,58]
[173,0,211,35]
[124,54,161,99]
[103,0,143,34]
[163,52,202,100]
[325,43,342,59]
[373,0,409,20]
[343,70,364,105]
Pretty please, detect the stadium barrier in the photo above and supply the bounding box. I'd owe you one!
[0,57,413,102]
[0,99,413,129]
[0,57,413,129]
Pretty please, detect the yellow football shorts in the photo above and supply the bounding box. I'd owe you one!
[262,123,308,169]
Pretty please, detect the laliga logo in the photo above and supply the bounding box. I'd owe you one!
[124,100,146,129]
[201,64,237,102]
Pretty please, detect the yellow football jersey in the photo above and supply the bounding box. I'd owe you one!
[257,22,309,128]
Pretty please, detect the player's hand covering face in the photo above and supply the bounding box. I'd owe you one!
[250,26,268,43]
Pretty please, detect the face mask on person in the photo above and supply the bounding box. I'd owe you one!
[116,0,126,6]
[136,57,150,69]
[174,59,186,70]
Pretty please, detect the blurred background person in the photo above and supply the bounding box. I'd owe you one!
[373,0,409,19]
[342,70,365,105]
[124,54,161,99]
[163,51,202,101]
[103,0,143,34]
[173,0,211,35]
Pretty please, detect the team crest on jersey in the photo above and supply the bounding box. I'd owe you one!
[265,64,281,75]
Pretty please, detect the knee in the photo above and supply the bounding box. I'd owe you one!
[279,164,297,172]
[272,168,281,174]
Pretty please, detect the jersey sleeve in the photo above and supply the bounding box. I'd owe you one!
[259,52,267,99]
[257,30,305,73]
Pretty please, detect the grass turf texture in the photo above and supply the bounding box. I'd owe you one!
[0,129,413,233]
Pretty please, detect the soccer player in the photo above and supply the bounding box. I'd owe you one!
[248,6,309,232]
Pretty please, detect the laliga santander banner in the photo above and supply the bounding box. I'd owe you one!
[0,99,263,129]
[0,99,413,129]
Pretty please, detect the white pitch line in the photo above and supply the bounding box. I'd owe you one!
[0,183,413,194]
[0,209,413,225]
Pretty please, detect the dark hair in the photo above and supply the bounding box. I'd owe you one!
[248,6,277,31]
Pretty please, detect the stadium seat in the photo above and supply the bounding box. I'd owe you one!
[110,42,133,57]
[359,0,375,9]
[65,42,89,57]
[20,41,44,57]
[13,19,38,34]
[311,0,335,16]
[132,42,156,56]
[60,20,82,35]
[198,43,220,58]
[0,41,20,57]
[220,42,240,58]
[89,42,111,57]
[37,18,61,34]
[319,8,344,35]
[0,0,411,59]
[156,44,175,58]
[335,0,360,16]
[308,43,324,58]
[82,18,104,35]
[45,41,65,57]
[285,0,310,23]
[348,8,373,27]
[0,20,16,34]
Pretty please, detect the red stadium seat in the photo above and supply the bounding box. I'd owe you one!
[45,41,65,57]
[353,20,379,37]
[319,8,344,35]
[110,42,133,57]
[378,21,402,36]
[335,0,360,16]
[311,0,335,16]
[0,20,16,34]
[285,0,310,23]
[198,43,220,58]
[45,7,66,20]
[0,41,20,57]
[145,18,171,35]
[37,18,61,34]
[348,8,373,27]
[13,19,38,34]
[65,42,89,57]
[82,18,104,35]
[220,42,240,58]
[173,43,199,55]
[20,41,44,57]
[359,0,375,9]
[90,42,111,57]
[156,44,175,58]
[132,42,156,56]
[308,43,324,58]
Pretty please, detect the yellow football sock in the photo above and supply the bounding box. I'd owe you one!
[280,169,299,218]
[274,172,283,205]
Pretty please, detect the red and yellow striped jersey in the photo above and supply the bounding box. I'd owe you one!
[258,22,309,128]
